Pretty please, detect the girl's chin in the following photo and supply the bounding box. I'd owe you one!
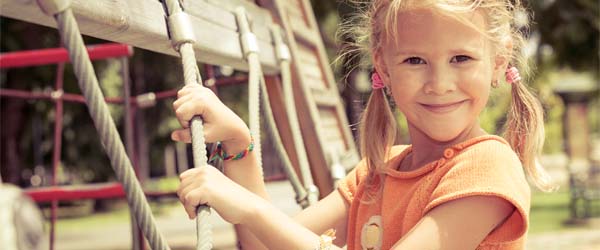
[423,128,466,143]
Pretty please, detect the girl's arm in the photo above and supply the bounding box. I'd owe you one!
[245,187,349,249]
[221,134,271,249]
[178,165,349,250]
[172,84,349,248]
[391,195,514,250]
[217,136,351,249]
[171,84,272,248]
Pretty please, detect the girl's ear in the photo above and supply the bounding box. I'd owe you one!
[493,38,513,82]
[373,49,391,86]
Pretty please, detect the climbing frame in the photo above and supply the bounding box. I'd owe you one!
[260,0,361,195]
[1,0,360,222]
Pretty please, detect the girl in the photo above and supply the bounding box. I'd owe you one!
[172,0,554,249]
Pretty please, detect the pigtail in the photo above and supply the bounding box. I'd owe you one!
[359,88,397,202]
[503,72,557,192]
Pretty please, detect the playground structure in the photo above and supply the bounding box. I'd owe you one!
[1,0,361,249]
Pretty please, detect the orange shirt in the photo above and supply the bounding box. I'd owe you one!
[338,135,530,250]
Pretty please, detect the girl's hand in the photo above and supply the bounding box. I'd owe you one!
[177,166,259,224]
[171,84,248,146]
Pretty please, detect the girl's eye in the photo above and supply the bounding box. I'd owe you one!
[450,55,472,63]
[404,57,426,65]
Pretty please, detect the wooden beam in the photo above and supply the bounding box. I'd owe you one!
[0,0,280,74]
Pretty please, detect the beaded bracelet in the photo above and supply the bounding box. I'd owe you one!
[314,229,336,250]
[209,135,254,162]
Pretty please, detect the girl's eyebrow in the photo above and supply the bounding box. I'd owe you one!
[393,50,426,57]
[448,48,481,55]
[393,47,481,57]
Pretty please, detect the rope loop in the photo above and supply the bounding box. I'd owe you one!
[270,25,291,62]
[167,12,196,51]
[234,8,259,57]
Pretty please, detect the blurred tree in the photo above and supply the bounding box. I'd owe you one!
[0,17,185,186]
[308,0,599,151]
[0,17,250,187]
[2,0,597,187]
[529,0,599,75]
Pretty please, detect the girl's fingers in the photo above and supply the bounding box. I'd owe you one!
[184,189,207,219]
[172,93,194,112]
[174,85,211,128]
[171,127,216,144]
[175,99,206,129]
[171,129,191,143]
[179,168,200,181]
[177,170,199,211]
[176,84,200,99]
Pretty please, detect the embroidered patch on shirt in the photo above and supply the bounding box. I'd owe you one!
[360,215,383,250]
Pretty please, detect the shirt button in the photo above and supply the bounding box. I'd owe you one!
[443,149,455,159]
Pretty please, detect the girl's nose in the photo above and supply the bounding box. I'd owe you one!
[423,65,456,95]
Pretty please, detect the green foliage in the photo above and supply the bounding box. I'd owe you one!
[2,0,598,186]
[529,0,599,74]
[529,190,572,233]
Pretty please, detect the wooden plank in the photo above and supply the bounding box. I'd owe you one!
[317,107,347,154]
[311,89,340,107]
[265,0,360,194]
[295,44,327,90]
[257,0,358,197]
[294,0,359,170]
[0,0,280,74]
[263,75,304,182]
[185,0,274,48]
[285,0,310,29]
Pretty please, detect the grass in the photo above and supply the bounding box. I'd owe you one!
[529,189,583,234]
[47,177,181,232]
[48,183,582,235]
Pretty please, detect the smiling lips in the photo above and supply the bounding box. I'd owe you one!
[420,100,467,114]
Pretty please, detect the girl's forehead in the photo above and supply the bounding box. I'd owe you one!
[384,8,489,53]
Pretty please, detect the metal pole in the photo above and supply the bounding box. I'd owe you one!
[50,61,65,250]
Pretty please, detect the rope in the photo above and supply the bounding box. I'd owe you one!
[46,6,171,250]
[234,8,311,208]
[272,26,319,206]
[163,1,212,249]
[234,8,263,168]
[258,68,312,208]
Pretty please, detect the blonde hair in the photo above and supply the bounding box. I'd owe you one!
[341,0,556,196]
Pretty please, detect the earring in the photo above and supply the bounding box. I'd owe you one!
[491,79,499,88]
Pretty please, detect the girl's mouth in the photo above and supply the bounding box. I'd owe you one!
[420,100,467,114]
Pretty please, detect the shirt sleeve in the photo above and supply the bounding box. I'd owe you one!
[423,140,531,243]
[337,158,369,204]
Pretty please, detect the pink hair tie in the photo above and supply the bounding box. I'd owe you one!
[371,71,385,90]
[505,67,521,84]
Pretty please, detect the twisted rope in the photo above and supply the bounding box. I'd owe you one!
[247,52,263,170]
[54,8,170,250]
[274,26,318,205]
[258,72,310,208]
[234,9,311,208]
[163,1,212,249]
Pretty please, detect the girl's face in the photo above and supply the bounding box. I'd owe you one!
[376,8,503,143]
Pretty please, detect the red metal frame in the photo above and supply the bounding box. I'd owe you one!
[0,88,176,105]
[0,43,133,69]
[26,183,125,202]
[24,183,177,202]
[1,43,260,250]
[1,43,141,250]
